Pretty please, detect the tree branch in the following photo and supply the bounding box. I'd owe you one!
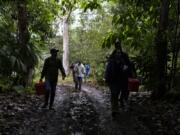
[66,7,73,22]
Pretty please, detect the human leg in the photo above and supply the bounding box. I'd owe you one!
[120,81,128,107]
[49,81,57,109]
[109,85,121,116]
[74,76,78,90]
[42,80,51,108]
[78,77,82,90]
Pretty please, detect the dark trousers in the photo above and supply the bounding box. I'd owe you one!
[44,80,57,107]
[109,83,128,112]
[119,85,129,106]
[75,77,82,90]
[109,85,121,112]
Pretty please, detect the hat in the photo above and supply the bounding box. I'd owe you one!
[50,48,59,53]
[115,38,120,43]
[115,38,121,47]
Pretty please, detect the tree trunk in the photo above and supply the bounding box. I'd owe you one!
[25,68,34,86]
[169,0,180,90]
[17,0,32,86]
[17,0,29,47]
[152,0,170,98]
[63,17,69,75]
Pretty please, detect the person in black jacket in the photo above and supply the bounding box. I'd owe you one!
[105,39,132,117]
[40,48,66,110]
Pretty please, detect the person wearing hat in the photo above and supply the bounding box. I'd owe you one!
[105,39,132,117]
[40,48,66,110]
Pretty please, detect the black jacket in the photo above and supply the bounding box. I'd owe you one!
[105,50,131,85]
[41,57,66,83]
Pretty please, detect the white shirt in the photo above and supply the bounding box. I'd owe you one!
[74,63,85,77]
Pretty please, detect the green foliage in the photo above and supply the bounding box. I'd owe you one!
[13,85,35,94]
[103,0,158,50]
[0,76,13,92]
[0,0,178,93]
[0,0,59,87]
[102,0,180,93]
[68,5,113,83]
[60,0,77,15]
[82,0,101,12]
[102,32,121,48]
[101,0,161,90]
[59,0,103,17]
[94,63,106,84]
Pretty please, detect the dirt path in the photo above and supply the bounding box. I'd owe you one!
[82,85,151,135]
[16,84,151,135]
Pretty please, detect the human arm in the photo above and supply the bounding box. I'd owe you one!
[104,61,112,85]
[86,65,90,75]
[82,64,86,75]
[58,59,66,80]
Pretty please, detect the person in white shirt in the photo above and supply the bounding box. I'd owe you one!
[74,61,85,90]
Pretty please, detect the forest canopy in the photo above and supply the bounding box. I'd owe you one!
[0,0,179,98]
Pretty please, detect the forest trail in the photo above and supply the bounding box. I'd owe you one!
[16,84,151,135]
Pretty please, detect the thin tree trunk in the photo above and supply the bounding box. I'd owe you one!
[17,0,31,86]
[152,0,170,98]
[169,0,180,90]
[17,0,29,47]
[25,68,34,86]
[63,17,69,75]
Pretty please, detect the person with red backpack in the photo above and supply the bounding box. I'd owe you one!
[105,39,132,117]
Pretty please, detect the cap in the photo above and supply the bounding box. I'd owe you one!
[114,38,122,51]
[115,38,120,43]
[50,48,59,53]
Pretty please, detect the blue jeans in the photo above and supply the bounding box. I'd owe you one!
[75,77,82,90]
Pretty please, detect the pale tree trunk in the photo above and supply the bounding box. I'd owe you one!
[63,17,69,75]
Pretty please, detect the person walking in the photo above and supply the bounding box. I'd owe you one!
[84,63,90,82]
[105,39,132,117]
[40,48,66,110]
[74,61,85,91]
